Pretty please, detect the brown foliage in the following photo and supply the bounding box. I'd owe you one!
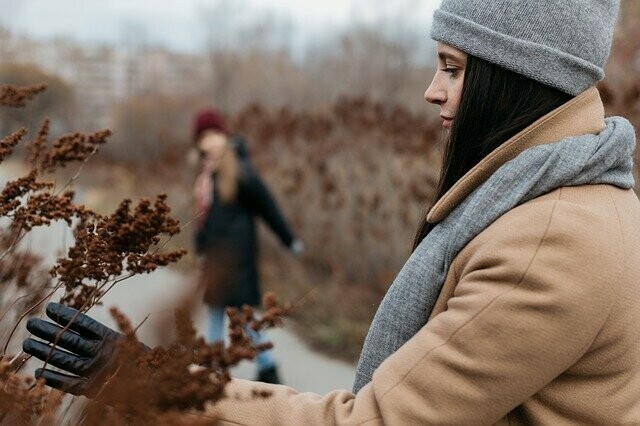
[0,361,59,425]
[0,64,75,137]
[102,93,442,360]
[0,128,27,162]
[40,129,112,172]
[0,84,47,108]
[225,97,441,291]
[52,195,186,309]
[105,94,207,168]
[0,83,237,424]
[78,293,288,424]
[0,81,292,424]
[599,0,640,182]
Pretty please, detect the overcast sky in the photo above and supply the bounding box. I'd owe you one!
[2,0,442,53]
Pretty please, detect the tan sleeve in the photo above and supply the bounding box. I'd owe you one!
[210,196,622,425]
[211,380,378,425]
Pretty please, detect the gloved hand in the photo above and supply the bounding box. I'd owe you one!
[23,302,144,397]
[290,239,305,257]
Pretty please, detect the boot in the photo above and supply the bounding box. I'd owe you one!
[256,365,281,384]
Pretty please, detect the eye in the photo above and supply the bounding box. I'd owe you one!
[442,67,458,76]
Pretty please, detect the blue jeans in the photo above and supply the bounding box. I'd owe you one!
[207,306,276,372]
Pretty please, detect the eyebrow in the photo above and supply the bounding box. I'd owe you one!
[438,51,464,63]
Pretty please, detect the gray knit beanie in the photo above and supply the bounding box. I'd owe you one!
[430,0,620,95]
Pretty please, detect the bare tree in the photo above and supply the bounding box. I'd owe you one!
[197,0,297,110]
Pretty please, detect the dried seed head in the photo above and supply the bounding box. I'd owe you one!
[0,84,47,108]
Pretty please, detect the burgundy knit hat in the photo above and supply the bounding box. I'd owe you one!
[193,109,227,143]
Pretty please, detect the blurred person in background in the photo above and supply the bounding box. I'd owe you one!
[24,0,640,423]
[192,109,304,384]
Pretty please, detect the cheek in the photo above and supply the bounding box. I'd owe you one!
[198,139,214,155]
[210,146,226,160]
[450,78,465,112]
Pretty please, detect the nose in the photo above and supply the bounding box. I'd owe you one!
[424,78,446,105]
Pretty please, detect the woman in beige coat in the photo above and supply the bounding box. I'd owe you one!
[24,0,640,424]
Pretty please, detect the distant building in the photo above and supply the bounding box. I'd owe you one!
[0,30,211,129]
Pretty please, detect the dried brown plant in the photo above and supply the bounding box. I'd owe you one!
[0,83,245,424]
[100,91,443,361]
[0,84,47,108]
[52,195,186,309]
[0,128,28,163]
[0,82,291,425]
[0,361,60,425]
[77,293,289,425]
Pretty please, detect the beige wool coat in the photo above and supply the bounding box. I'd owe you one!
[209,87,640,425]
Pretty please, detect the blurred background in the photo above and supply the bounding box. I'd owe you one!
[0,0,638,387]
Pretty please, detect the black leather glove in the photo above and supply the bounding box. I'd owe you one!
[23,302,144,397]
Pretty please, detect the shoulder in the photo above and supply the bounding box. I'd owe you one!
[228,135,251,160]
[236,158,255,185]
[456,185,627,302]
[476,184,623,253]
[236,160,270,203]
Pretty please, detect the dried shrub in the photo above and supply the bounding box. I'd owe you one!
[0,84,47,108]
[79,293,289,425]
[0,361,60,425]
[102,92,442,361]
[0,65,76,139]
[0,82,260,424]
[52,195,186,309]
[0,82,289,425]
[0,128,28,162]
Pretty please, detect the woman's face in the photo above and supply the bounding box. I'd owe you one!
[198,130,228,172]
[424,42,468,130]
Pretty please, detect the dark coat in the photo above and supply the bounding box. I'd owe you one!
[195,137,294,308]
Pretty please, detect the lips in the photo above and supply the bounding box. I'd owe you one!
[441,115,453,129]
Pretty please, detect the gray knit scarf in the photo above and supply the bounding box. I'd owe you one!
[353,117,636,393]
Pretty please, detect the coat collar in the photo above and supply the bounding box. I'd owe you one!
[427,87,606,224]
